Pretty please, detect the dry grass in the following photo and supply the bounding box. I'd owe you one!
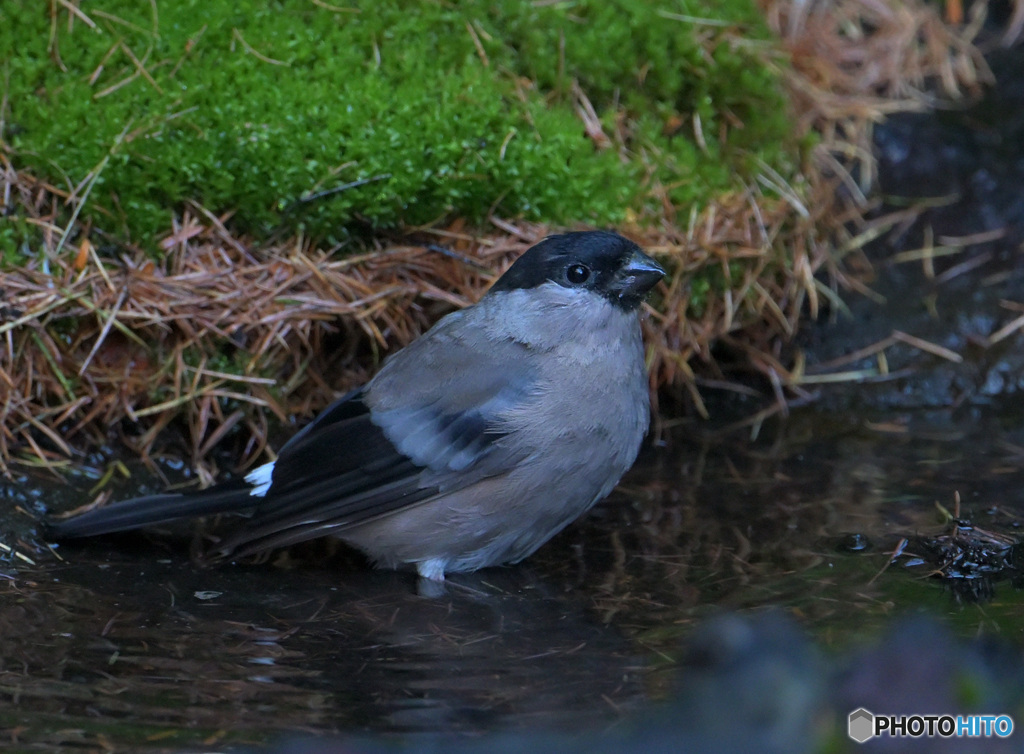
[0,0,1003,474]
[764,0,991,197]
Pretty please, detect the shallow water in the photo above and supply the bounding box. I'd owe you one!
[2,402,1023,751]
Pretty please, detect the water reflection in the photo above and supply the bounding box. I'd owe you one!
[5,553,643,748]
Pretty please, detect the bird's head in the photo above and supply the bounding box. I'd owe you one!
[487,231,665,311]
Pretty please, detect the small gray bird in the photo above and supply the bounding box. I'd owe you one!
[48,231,664,581]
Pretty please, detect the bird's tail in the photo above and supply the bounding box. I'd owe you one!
[46,482,255,540]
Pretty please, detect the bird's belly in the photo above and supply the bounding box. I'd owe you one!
[338,452,623,574]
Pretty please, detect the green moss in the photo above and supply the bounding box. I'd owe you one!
[687,277,713,317]
[0,216,40,264]
[1,0,797,250]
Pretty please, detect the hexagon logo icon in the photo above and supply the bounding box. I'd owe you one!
[849,708,875,743]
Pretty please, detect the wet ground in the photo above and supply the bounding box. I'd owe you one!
[2,400,1024,752]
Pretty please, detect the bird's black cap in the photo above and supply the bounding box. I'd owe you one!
[487,230,664,310]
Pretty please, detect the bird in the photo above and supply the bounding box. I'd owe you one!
[47,230,665,581]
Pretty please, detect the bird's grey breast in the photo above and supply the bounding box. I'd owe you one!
[491,285,650,467]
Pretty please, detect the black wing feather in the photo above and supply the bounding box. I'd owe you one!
[209,387,514,559]
[210,388,438,557]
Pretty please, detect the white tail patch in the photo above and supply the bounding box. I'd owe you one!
[245,461,275,497]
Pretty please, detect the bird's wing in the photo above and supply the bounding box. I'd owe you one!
[214,315,539,557]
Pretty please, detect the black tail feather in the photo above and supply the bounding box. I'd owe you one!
[47,483,256,540]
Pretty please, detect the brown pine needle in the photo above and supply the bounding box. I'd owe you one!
[891,330,963,363]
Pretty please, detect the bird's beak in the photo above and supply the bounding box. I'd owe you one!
[613,249,665,301]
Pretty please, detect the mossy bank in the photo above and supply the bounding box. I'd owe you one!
[2,0,797,253]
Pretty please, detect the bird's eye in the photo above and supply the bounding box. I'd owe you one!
[566,264,591,284]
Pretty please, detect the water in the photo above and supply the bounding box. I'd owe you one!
[3,403,1023,751]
